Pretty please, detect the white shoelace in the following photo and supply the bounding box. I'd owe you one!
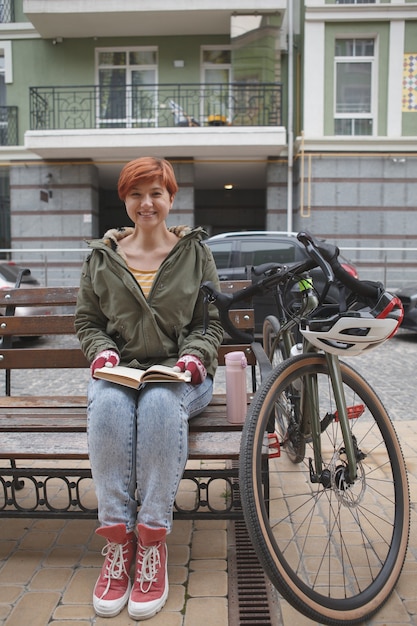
[137,543,162,593]
[99,541,129,598]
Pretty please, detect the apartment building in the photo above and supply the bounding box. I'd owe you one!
[301,0,417,285]
[0,1,416,285]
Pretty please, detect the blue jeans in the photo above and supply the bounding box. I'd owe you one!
[87,376,213,533]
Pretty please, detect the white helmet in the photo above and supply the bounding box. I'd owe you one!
[300,292,403,356]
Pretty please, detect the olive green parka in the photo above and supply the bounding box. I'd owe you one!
[75,225,224,378]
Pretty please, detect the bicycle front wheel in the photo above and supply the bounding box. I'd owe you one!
[240,353,410,625]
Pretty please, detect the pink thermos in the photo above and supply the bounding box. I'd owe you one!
[225,351,248,424]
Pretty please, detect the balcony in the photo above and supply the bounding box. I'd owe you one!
[23,1,285,38]
[0,106,18,146]
[30,83,282,130]
[25,82,286,161]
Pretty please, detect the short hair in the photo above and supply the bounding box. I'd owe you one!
[118,157,179,201]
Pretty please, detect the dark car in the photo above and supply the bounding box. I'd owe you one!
[395,285,417,332]
[205,231,358,335]
[0,263,50,343]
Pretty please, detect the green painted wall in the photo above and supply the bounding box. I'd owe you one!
[8,35,229,144]
[14,0,27,22]
[323,22,390,136]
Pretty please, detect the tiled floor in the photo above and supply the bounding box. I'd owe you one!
[0,418,416,625]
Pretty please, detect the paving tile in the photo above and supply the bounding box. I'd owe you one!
[0,585,22,603]
[190,558,227,571]
[167,543,190,566]
[0,605,12,623]
[168,564,188,585]
[44,546,84,568]
[0,550,45,585]
[29,567,73,591]
[53,603,95,620]
[183,597,228,626]
[191,528,227,560]
[62,567,98,605]
[5,591,60,626]
[165,583,186,612]
[169,520,193,544]
[188,569,227,597]
[18,530,56,551]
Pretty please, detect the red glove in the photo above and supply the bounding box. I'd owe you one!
[91,349,120,378]
[173,354,207,385]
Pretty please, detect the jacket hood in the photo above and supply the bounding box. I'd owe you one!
[91,225,206,261]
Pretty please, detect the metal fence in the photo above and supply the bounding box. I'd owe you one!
[29,82,282,130]
[0,0,14,23]
[0,106,18,146]
[1,245,417,290]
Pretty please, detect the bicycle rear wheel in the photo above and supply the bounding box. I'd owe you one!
[263,315,285,368]
[240,353,410,625]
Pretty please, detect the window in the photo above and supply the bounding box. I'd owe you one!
[201,47,231,124]
[96,48,158,128]
[240,240,296,267]
[207,241,233,270]
[334,38,375,136]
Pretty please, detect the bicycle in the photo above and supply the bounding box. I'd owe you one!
[201,231,410,625]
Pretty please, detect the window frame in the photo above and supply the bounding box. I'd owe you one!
[333,37,377,136]
[200,45,232,124]
[95,46,158,128]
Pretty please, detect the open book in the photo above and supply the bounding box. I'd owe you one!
[94,364,191,389]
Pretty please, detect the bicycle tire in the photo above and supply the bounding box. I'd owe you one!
[263,316,305,463]
[263,315,284,367]
[240,353,410,625]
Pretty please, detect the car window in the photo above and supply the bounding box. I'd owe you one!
[239,240,297,267]
[0,264,18,282]
[206,241,233,269]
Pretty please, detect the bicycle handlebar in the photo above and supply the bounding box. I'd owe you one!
[296,231,381,299]
[201,231,383,342]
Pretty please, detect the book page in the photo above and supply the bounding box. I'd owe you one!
[94,364,190,388]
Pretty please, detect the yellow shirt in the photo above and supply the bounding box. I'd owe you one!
[128,266,157,299]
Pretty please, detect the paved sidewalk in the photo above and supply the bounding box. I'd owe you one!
[0,329,416,625]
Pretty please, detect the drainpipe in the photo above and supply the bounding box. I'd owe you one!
[286,0,294,234]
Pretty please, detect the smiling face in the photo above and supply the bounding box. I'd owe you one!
[124,178,173,229]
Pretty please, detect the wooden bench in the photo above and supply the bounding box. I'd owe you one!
[0,282,271,520]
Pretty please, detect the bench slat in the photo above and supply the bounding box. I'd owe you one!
[0,400,247,433]
[0,315,76,336]
[0,430,242,460]
[0,395,87,408]
[0,348,89,369]
[0,286,79,307]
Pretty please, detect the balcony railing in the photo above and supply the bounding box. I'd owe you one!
[0,0,14,23]
[0,106,18,145]
[29,83,282,130]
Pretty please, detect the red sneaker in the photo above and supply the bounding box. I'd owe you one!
[93,524,136,617]
[128,524,168,620]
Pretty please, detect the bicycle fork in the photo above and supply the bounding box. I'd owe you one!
[304,353,359,487]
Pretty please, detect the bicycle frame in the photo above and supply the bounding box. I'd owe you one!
[266,281,359,484]
[303,352,358,485]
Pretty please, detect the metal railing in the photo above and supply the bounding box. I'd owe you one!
[0,0,14,23]
[29,83,282,130]
[0,106,18,145]
[1,245,417,290]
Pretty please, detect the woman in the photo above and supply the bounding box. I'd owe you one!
[75,157,223,620]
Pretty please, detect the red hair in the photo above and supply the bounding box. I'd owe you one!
[118,157,178,201]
